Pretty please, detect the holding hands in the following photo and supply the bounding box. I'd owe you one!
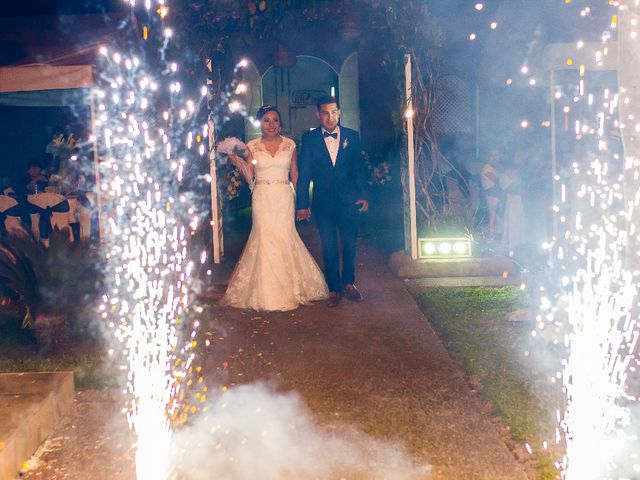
[296,199,368,222]
[355,199,368,212]
[296,209,311,221]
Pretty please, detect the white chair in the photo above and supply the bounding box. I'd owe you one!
[27,193,73,244]
[0,195,26,235]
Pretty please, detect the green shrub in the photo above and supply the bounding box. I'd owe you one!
[0,231,104,352]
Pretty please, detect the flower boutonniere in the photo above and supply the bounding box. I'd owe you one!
[342,138,349,150]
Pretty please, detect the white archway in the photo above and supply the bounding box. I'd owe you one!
[261,56,337,143]
[339,52,360,132]
[246,54,361,142]
[212,54,362,263]
[241,59,263,142]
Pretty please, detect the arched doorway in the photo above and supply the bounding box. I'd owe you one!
[241,59,263,142]
[339,52,360,132]
[243,54,360,143]
[262,56,337,143]
[212,54,361,264]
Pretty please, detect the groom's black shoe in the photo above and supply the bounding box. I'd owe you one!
[327,292,341,308]
[343,284,363,302]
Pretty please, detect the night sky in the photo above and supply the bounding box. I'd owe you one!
[0,0,126,17]
[0,0,613,178]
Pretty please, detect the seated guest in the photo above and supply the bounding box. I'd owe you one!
[24,162,48,194]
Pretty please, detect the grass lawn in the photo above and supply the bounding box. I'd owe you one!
[0,315,116,390]
[414,286,564,479]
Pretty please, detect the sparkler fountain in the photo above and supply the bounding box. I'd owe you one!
[91,1,640,478]
[469,1,639,477]
[95,1,206,478]
[546,2,640,478]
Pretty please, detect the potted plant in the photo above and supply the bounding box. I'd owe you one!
[0,230,103,354]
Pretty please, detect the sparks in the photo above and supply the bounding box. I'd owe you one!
[102,1,202,478]
[551,3,640,478]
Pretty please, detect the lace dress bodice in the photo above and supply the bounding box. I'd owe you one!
[247,137,295,182]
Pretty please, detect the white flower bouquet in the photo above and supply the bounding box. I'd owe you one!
[216,136,248,165]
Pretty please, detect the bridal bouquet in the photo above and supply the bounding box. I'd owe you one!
[216,136,248,165]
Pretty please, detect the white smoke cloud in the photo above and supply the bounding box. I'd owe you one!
[171,383,431,480]
[608,403,640,479]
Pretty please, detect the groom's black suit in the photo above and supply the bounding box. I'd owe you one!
[296,125,368,293]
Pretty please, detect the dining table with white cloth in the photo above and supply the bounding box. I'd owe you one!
[0,192,94,242]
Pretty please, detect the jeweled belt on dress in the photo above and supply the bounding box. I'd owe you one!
[255,179,290,185]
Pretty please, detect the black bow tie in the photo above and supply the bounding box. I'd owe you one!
[323,131,338,139]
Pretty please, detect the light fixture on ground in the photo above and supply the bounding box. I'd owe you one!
[417,236,472,260]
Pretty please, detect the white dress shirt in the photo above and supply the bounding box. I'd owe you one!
[322,127,340,166]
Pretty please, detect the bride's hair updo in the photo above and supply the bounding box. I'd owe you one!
[256,104,281,121]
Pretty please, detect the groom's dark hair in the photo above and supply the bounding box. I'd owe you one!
[316,96,339,110]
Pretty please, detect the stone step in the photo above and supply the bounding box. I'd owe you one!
[389,250,520,279]
[0,372,74,480]
[405,275,522,289]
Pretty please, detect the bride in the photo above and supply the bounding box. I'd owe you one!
[221,105,329,311]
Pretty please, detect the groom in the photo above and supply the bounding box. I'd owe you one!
[296,96,369,307]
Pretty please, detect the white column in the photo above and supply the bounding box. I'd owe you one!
[475,84,480,160]
[206,59,223,264]
[89,88,104,243]
[550,69,558,241]
[339,52,361,132]
[405,54,418,259]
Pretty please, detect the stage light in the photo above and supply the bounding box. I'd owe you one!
[453,241,469,254]
[422,242,436,255]
[438,242,452,255]
[418,236,472,260]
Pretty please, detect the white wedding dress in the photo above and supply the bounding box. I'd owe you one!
[221,136,328,311]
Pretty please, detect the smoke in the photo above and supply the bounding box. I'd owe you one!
[608,403,640,479]
[171,383,431,480]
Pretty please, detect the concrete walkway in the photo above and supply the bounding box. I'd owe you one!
[21,224,530,479]
[201,224,529,479]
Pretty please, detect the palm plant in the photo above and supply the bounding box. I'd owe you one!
[0,230,103,354]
